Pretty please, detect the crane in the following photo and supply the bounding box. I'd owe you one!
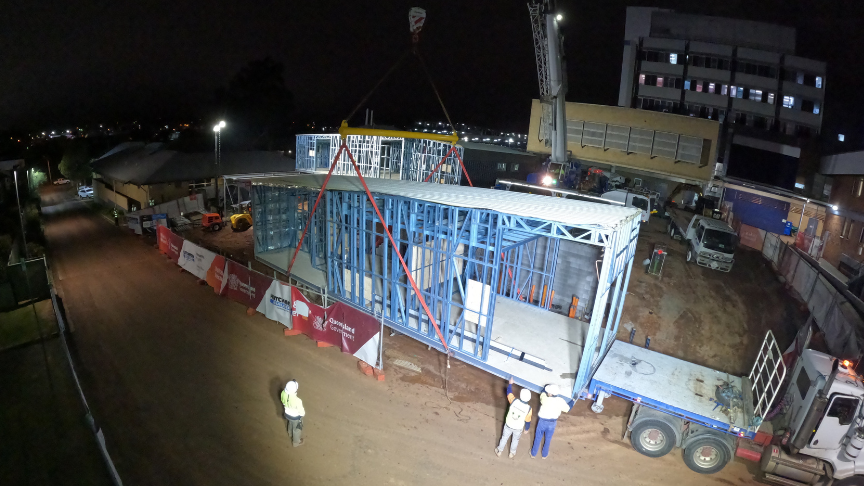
[528,1,572,187]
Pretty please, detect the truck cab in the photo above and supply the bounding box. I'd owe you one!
[668,209,737,272]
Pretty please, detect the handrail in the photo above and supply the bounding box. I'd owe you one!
[338,120,459,145]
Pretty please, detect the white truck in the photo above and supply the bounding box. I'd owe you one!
[666,206,737,272]
[589,332,864,485]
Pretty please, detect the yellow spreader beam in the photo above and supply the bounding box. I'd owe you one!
[338,120,459,145]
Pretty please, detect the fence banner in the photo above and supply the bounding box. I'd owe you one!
[258,280,293,327]
[206,255,226,291]
[220,260,272,309]
[738,224,766,251]
[290,287,327,338]
[157,225,170,253]
[163,228,183,264]
[179,240,219,281]
[328,302,381,367]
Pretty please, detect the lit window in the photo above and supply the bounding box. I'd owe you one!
[308,148,315,157]
[639,74,645,85]
[721,84,728,95]
[794,182,805,189]
[842,218,852,238]
[708,83,715,94]
[816,76,823,88]
[696,82,702,92]
[750,90,763,102]
[839,134,846,142]
[768,93,775,104]
[814,103,820,115]
[497,163,507,171]
[669,53,678,64]
[512,163,520,171]
[730,86,737,97]
[684,79,691,90]
[783,96,795,109]
[656,77,664,88]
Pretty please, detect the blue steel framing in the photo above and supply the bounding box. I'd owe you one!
[253,181,641,396]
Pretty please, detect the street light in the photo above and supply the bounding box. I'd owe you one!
[556,13,563,21]
[213,121,226,215]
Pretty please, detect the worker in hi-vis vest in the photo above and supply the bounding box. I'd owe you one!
[531,383,573,459]
[495,377,533,458]
[281,380,306,447]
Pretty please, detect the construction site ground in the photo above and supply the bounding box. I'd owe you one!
[36,184,809,485]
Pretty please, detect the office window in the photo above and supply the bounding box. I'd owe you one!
[783,96,795,108]
[768,93,775,104]
[736,87,744,99]
[684,79,691,90]
[669,53,678,64]
[839,134,846,142]
[708,83,716,94]
[695,81,702,92]
[749,89,763,102]
[496,163,507,171]
[816,76,823,88]
[842,218,852,238]
[639,74,645,85]
[730,86,737,97]
[813,103,820,115]
[656,77,664,87]
[721,84,728,95]
[511,163,520,171]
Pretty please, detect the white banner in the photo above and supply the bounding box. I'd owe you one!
[178,240,218,280]
[257,280,293,327]
[353,332,380,368]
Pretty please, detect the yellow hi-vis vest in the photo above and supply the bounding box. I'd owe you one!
[505,399,531,429]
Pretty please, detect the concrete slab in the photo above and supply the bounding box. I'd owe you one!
[256,248,326,289]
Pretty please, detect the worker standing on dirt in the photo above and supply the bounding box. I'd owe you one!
[530,384,572,459]
[495,377,533,458]
[281,380,305,447]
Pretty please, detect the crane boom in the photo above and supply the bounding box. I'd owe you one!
[528,1,567,165]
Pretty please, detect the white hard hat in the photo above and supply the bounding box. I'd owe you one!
[519,389,531,402]
[545,384,559,396]
[285,380,298,394]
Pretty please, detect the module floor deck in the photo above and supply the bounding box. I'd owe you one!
[257,248,326,289]
[592,341,751,430]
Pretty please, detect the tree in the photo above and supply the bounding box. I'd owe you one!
[217,57,294,150]
[58,140,91,183]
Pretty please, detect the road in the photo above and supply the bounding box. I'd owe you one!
[43,185,760,485]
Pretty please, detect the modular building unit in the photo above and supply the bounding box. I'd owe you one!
[251,174,641,395]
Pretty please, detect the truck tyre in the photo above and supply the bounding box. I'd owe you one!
[686,248,694,263]
[683,436,730,474]
[212,223,222,231]
[835,477,864,486]
[630,419,676,458]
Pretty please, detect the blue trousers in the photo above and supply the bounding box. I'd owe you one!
[531,418,557,457]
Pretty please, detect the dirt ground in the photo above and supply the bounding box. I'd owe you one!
[33,184,793,485]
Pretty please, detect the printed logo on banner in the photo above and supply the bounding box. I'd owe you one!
[182,250,195,262]
[228,274,258,299]
[313,315,326,332]
[293,300,309,319]
[325,315,352,340]
[270,294,290,312]
[170,242,180,254]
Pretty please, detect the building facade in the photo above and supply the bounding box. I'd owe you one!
[820,152,864,277]
[618,7,827,197]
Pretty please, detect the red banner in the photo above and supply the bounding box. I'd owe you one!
[219,260,273,309]
[157,225,183,263]
[206,255,226,291]
[290,287,327,339]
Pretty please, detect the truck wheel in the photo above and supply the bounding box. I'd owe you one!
[686,249,693,263]
[212,223,222,231]
[683,436,730,474]
[630,419,676,458]
[835,477,864,486]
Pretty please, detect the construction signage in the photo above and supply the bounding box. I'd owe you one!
[219,259,274,309]
[178,240,222,284]
[261,280,293,327]
[157,226,183,264]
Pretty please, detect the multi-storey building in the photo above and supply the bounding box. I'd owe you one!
[617,7,827,196]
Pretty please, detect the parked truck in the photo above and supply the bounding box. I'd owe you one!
[588,332,864,485]
[666,206,737,272]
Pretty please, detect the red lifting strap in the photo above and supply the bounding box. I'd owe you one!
[422,144,473,187]
[286,142,451,354]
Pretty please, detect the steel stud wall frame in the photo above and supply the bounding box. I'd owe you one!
[252,179,640,396]
[295,134,461,185]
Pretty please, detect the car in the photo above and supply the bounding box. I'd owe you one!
[53,178,71,185]
[77,186,93,198]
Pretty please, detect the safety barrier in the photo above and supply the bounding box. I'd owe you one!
[155,226,383,368]
[757,231,863,360]
[50,289,124,486]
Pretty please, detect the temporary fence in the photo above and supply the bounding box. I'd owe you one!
[127,194,207,234]
[156,226,382,368]
[758,230,863,360]
[50,289,124,486]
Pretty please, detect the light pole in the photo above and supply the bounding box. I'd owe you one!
[213,120,226,216]
[13,169,29,258]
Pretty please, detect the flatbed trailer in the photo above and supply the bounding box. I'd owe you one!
[583,332,785,474]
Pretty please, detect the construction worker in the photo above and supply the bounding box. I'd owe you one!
[495,377,532,458]
[530,384,573,459]
[281,380,305,447]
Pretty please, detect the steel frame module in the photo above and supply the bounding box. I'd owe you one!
[295,134,463,185]
[252,180,640,396]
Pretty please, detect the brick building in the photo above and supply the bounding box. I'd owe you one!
[820,151,864,277]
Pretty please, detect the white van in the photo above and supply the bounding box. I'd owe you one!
[600,190,650,223]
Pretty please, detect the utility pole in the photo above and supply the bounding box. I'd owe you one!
[13,169,29,258]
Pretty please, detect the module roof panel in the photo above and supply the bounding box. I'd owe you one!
[253,174,641,230]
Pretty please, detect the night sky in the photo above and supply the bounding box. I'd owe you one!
[3,1,863,139]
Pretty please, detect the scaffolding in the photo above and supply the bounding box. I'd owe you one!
[295,134,462,184]
[252,174,640,396]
